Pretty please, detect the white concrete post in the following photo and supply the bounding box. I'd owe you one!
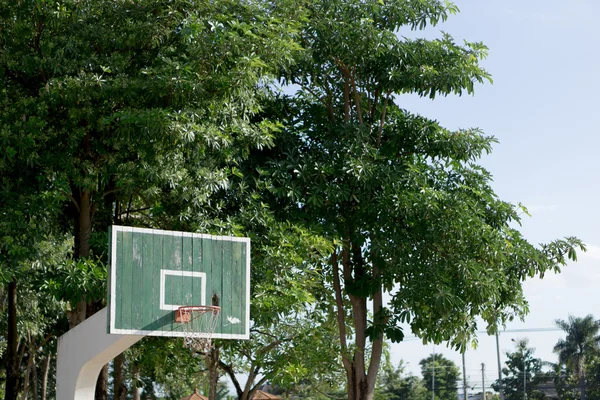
[56,307,144,400]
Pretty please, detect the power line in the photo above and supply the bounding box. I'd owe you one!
[400,327,563,341]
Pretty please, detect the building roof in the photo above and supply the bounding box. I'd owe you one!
[180,388,209,400]
[251,389,281,399]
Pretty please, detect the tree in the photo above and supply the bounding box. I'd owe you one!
[554,315,600,400]
[1,0,302,319]
[376,359,427,400]
[580,356,600,400]
[219,313,341,400]
[1,0,303,397]
[260,1,585,399]
[0,78,65,400]
[215,216,342,400]
[0,235,71,400]
[492,339,546,400]
[420,354,460,400]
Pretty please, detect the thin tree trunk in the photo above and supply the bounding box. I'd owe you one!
[580,373,585,400]
[76,189,92,258]
[41,356,50,400]
[68,300,87,329]
[22,351,34,400]
[94,364,108,400]
[219,360,243,399]
[70,187,94,328]
[240,365,264,400]
[31,338,38,400]
[366,262,385,398]
[74,188,111,400]
[208,347,220,400]
[132,364,141,400]
[114,354,127,400]
[339,243,359,400]
[342,242,385,400]
[331,250,354,396]
[5,278,18,400]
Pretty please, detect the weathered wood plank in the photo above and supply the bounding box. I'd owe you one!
[141,230,154,331]
[150,230,164,331]
[222,240,233,335]
[163,232,176,333]
[208,236,223,334]
[192,235,204,305]
[120,229,133,330]
[131,231,144,331]
[231,241,244,335]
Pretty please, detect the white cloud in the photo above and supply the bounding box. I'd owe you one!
[584,243,600,261]
[525,242,600,290]
[526,204,558,214]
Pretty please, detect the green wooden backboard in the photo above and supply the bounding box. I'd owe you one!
[107,226,250,339]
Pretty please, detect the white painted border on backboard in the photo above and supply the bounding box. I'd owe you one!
[159,269,206,310]
[109,225,251,340]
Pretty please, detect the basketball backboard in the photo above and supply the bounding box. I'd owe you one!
[107,226,250,339]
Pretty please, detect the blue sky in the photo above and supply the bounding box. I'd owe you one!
[391,0,600,391]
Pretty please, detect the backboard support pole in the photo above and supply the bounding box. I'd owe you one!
[56,307,144,400]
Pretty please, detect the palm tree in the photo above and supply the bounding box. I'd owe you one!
[554,315,600,400]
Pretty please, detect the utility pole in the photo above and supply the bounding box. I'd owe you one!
[496,333,504,400]
[432,349,436,400]
[462,352,468,400]
[481,363,486,400]
[523,356,527,400]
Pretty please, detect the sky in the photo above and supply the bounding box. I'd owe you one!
[389,0,600,392]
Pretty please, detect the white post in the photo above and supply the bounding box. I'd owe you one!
[496,333,504,400]
[432,348,435,400]
[462,352,468,400]
[56,308,144,400]
[481,363,485,400]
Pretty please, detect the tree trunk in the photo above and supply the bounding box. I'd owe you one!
[114,354,127,400]
[132,364,141,400]
[41,356,50,400]
[31,340,38,400]
[580,373,586,400]
[208,347,220,400]
[70,187,94,328]
[94,365,108,400]
[333,243,384,400]
[74,188,111,400]
[5,278,19,400]
[22,351,33,400]
[75,189,93,259]
[68,300,87,329]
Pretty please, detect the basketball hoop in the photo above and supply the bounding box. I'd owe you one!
[175,306,221,353]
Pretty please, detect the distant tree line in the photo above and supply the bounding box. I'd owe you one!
[376,315,600,400]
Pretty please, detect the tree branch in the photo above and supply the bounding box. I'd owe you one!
[343,79,350,123]
[299,82,329,109]
[377,90,392,148]
[350,244,367,388]
[350,64,363,125]
[371,87,380,125]
[366,262,385,394]
[63,189,81,212]
[117,207,151,216]
[331,250,351,374]
[243,364,262,400]
[324,78,336,122]
[335,58,352,123]
[257,337,293,357]
[249,375,270,398]
[218,360,243,398]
